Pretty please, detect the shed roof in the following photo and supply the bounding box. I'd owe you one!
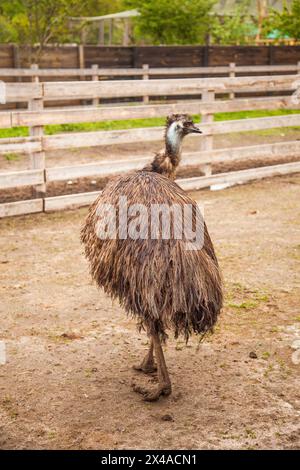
[69,9,140,22]
[70,1,292,23]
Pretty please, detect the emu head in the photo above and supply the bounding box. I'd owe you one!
[166,114,202,137]
[165,114,202,154]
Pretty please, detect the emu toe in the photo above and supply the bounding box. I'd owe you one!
[132,382,172,402]
[132,363,157,374]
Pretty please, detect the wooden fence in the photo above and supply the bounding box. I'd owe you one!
[0,73,300,217]
[1,63,300,80]
[1,44,300,69]
[1,62,299,110]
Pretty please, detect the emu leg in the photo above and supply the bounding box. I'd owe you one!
[133,333,172,402]
[133,339,157,374]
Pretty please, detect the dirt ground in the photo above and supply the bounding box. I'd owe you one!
[0,174,299,450]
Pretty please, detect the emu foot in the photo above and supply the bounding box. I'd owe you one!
[132,363,157,374]
[132,382,171,402]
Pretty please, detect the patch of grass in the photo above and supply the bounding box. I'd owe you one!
[0,127,29,138]
[264,363,274,377]
[225,283,270,312]
[262,351,271,360]
[254,293,270,302]
[1,395,18,419]
[44,117,166,135]
[229,281,244,291]
[2,395,13,406]
[4,152,20,162]
[47,333,69,343]
[244,428,257,439]
[85,367,98,378]
[0,109,298,138]
[269,326,279,333]
[250,126,300,136]
[175,341,184,351]
[228,300,259,310]
[214,109,300,121]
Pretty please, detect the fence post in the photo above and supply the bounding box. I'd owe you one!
[91,64,99,106]
[30,62,39,83]
[142,64,149,104]
[229,62,235,100]
[29,64,46,199]
[13,45,22,108]
[78,44,85,75]
[201,89,214,177]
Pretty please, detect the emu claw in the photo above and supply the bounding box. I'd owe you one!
[132,383,171,402]
[132,363,157,374]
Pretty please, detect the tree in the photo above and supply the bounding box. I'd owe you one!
[0,0,121,60]
[211,0,255,45]
[0,1,75,47]
[263,0,300,41]
[125,0,216,45]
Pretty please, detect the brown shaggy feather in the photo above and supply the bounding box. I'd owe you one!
[81,170,223,341]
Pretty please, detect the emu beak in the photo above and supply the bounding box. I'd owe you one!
[187,124,202,134]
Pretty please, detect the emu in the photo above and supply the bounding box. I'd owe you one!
[81,114,223,401]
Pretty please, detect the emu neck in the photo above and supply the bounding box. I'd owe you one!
[165,122,182,158]
[145,125,182,179]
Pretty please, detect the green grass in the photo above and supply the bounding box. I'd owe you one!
[3,152,20,161]
[228,300,259,310]
[0,126,29,138]
[261,351,271,360]
[44,117,166,135]
[225,282,270,312]
[0,108,299,139]
[214,108,300,121]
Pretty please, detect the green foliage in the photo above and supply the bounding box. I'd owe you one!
[1,0,299,47]
[0,0,74,45]
[211,0,255,45]
[263,0,300,40]
[0,0,121,57]
[125,0,216,45]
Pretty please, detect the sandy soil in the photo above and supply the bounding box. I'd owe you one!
[0,174,299,450]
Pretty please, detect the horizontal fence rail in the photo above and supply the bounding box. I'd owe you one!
[45,141,300,183]
[0,96,298,129]
[1,114,299,154]
[44,161,300,212]
[1,140,300,189]
[1,161,300,218]
[3,75,300,102]
[0,73,300,217]
[178,161,300,191]
[0,63,300,78]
